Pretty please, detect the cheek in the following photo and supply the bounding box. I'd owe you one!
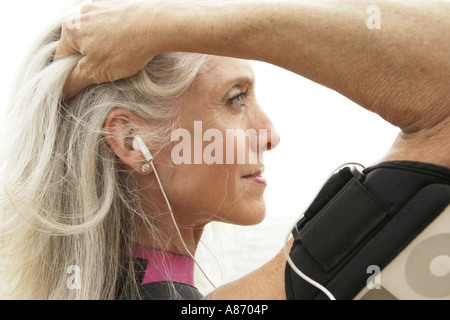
[163,119,267,225]
[167,164,235,213]
[167,164,266,226]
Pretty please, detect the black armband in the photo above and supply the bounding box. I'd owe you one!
[285,161,450,300]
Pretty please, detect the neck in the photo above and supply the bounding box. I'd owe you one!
[137,212,206,257]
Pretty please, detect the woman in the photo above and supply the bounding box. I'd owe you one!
[0,15,281,299]
[3,0,449,301]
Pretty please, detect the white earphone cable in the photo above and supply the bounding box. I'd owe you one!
[136,135,365,296]
[149,161,217,290]
[133,135,216,289]
[283,162,366,301]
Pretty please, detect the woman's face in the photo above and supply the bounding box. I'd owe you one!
[147,56,280,228]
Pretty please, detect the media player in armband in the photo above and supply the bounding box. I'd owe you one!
[284,161,450,300]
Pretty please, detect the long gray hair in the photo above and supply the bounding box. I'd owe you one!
[0,17,206,299]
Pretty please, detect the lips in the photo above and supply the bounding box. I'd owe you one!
[241,168,267,186]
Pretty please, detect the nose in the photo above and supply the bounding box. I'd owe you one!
[257,127,280,153]
[265,127,280,151]
[251,107,280,153]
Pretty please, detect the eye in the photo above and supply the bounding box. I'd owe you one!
[228,89,248,108]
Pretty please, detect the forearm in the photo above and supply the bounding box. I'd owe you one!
[156,0,450,132]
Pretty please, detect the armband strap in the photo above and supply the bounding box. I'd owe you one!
[285,161,450,300]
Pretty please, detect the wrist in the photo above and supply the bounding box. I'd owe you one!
[137,0,171,58]
[139,0,200,54]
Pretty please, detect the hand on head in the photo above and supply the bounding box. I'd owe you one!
[55,0,160,99]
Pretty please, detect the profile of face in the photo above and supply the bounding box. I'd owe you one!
[107,56,280,234]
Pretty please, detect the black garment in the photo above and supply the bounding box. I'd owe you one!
[137,281,204,300]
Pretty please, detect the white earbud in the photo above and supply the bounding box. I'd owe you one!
[130,134,216,289]
[132,135,154,163]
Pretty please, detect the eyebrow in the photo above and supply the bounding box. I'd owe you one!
[226,76,255,87]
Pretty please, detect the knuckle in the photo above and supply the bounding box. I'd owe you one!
[62,16,81,32]
[61,20,71,33]
[80,2,104,15]
[80,4,95,15]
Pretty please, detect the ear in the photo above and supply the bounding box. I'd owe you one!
[103,108,154,175]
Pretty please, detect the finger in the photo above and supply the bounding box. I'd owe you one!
[55,17,83,61]
[80,3,98,15]
[63,57,94,100]
[55,39,79,62]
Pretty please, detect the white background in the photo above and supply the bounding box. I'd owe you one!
[0,1,400,294]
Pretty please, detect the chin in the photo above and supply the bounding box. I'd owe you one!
[227,199,267,226]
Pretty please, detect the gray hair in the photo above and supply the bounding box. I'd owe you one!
[0,18,206,299]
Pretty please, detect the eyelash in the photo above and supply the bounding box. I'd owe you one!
[228,89,249,108]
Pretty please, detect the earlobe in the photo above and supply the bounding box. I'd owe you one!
[103,108,153,175]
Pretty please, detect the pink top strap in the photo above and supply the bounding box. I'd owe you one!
[134,245,195,287]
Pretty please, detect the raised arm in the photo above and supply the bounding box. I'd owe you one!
[58,0,449,133]
[162,0,449,133]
